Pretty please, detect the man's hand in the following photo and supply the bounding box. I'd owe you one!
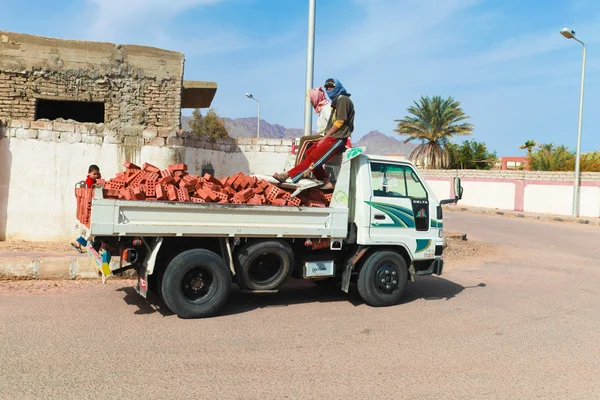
[324,124,340,138]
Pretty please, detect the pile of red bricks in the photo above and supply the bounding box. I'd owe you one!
[75,161,332,227]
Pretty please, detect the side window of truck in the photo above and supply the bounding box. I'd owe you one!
[370,162,427,200]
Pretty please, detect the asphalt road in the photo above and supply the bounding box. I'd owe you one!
[1,213,599,400]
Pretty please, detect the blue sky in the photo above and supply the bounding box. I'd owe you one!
[1,0,600,155]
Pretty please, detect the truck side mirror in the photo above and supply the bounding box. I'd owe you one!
[454,177,463,200]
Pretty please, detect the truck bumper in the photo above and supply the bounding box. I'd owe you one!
[414,258,444,276]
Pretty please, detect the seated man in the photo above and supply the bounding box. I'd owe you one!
[274,78,355,190]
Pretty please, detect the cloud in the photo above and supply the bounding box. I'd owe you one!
[84,0,226,42]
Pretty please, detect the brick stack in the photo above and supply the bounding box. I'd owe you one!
[75,161,334,227]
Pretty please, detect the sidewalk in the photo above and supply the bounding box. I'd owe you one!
[445,205,600,226]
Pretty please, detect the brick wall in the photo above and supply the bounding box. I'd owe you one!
[421,169,600,182]
[2,119,292,154]
[0,31,183,130]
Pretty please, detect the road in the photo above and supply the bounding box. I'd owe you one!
[1,213,599,400]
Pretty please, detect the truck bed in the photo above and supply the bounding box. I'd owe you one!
[88,198,349,239]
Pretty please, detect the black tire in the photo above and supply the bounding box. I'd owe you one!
[357,250,408,307]
[234,240,294,290]
[161,249,231,318]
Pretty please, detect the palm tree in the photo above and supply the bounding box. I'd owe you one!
[529,143,575,171]
[394,96,473,169]
[519,140,537,156]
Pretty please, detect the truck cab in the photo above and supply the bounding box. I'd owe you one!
[79,147,462,318]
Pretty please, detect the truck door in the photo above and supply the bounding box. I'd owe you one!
[367,162,433,255]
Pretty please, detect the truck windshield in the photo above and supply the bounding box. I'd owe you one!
[370,162,427,200]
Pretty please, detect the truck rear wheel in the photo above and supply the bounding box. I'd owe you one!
[234,240,294,290]
[357,250,408,307]
[161,249,231,318]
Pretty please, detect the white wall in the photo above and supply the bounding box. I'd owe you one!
[424,180,451,203]
[3,137,293,241]
[460,181,516,210]
[524,184,600,218]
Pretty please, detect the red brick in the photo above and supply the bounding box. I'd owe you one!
[126,170,142,184]
[203,173,222,187]
[167,185,178,201]
[158,176,173,185]
[218,199,229,204]
[281,192,291,201]
[131,172,145,187]
[124,161,141,170]
[146,172,159,182]
[253,187,264,194]
[234,188,254,203]
[215,192,229,202]
[155,184,166,200]
[160,169,173,178]
[196,188,217,202]
[142,162,160,173]
[248,176,258,188]
[270,198,287,206]
[247,196,262,205]
[219,177,228,186]
[177,188,190,202]
[230,197,242,204]
[308,200,326,208]
[191,197,206,203]
[132,186,145,200]
[103,189,120,198]
[145,181,157,197]
[265,186,282,202]
[324,193,333,204]
[168,163,188,172]
[258,180,270,190]
[288,196,302,207]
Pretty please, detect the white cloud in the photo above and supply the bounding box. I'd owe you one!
[84,0,226,42]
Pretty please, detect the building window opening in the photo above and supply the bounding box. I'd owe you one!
[35,99,105,123]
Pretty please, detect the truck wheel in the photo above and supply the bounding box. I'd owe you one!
[234,240,294,290]
[161,249,231,318]
[357,250,408,307]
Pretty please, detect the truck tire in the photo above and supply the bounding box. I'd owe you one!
[357,250,408,307]
[234,240,294,290]
[161,249,231,318]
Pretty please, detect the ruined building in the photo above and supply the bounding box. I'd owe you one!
[0,30,216,130]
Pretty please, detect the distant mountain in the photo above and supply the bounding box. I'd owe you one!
[181,116,303,139]
[181,116,414,156]
[355,130,415,156]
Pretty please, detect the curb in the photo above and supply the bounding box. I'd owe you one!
[446,206,600,226]
[0,253,134,280]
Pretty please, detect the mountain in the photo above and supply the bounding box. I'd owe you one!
[355,130,415,156]
[181,116,414,156]
[181,116,303,139]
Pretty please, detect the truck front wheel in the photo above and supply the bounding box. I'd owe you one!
[161,249,231,318]
[357,250,408,307]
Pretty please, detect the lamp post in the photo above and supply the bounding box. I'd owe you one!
[560,28,586,217]
[303,0,316,137]
[245,93,260,139]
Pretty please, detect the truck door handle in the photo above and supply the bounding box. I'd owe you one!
[374,214,386,220]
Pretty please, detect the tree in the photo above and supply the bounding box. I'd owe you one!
[394,95,473,168]
[448,140,498,170]
[188,108,229,138]
[528,143,575,171]
[519,140,537,156]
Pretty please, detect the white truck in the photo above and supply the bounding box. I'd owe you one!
[81,147,463,318]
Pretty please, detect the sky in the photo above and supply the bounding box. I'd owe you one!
[1,0,600,155]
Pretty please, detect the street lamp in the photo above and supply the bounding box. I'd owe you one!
[303,0,316,137]
[560,27,586,217]
[245,93,260,139]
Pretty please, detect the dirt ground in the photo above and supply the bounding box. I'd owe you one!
[0,239,74,253]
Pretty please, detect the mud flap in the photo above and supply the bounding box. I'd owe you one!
[136,265,149,298]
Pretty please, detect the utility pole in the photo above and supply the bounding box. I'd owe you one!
[303,0,316,137]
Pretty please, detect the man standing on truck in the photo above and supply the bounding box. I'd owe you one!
[273,78,354,189]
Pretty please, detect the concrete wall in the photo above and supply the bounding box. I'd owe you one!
[0,119,293,241]
[422,169,600,218]
[0,30,183,129]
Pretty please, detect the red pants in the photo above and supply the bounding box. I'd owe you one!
[287,137,346,183]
